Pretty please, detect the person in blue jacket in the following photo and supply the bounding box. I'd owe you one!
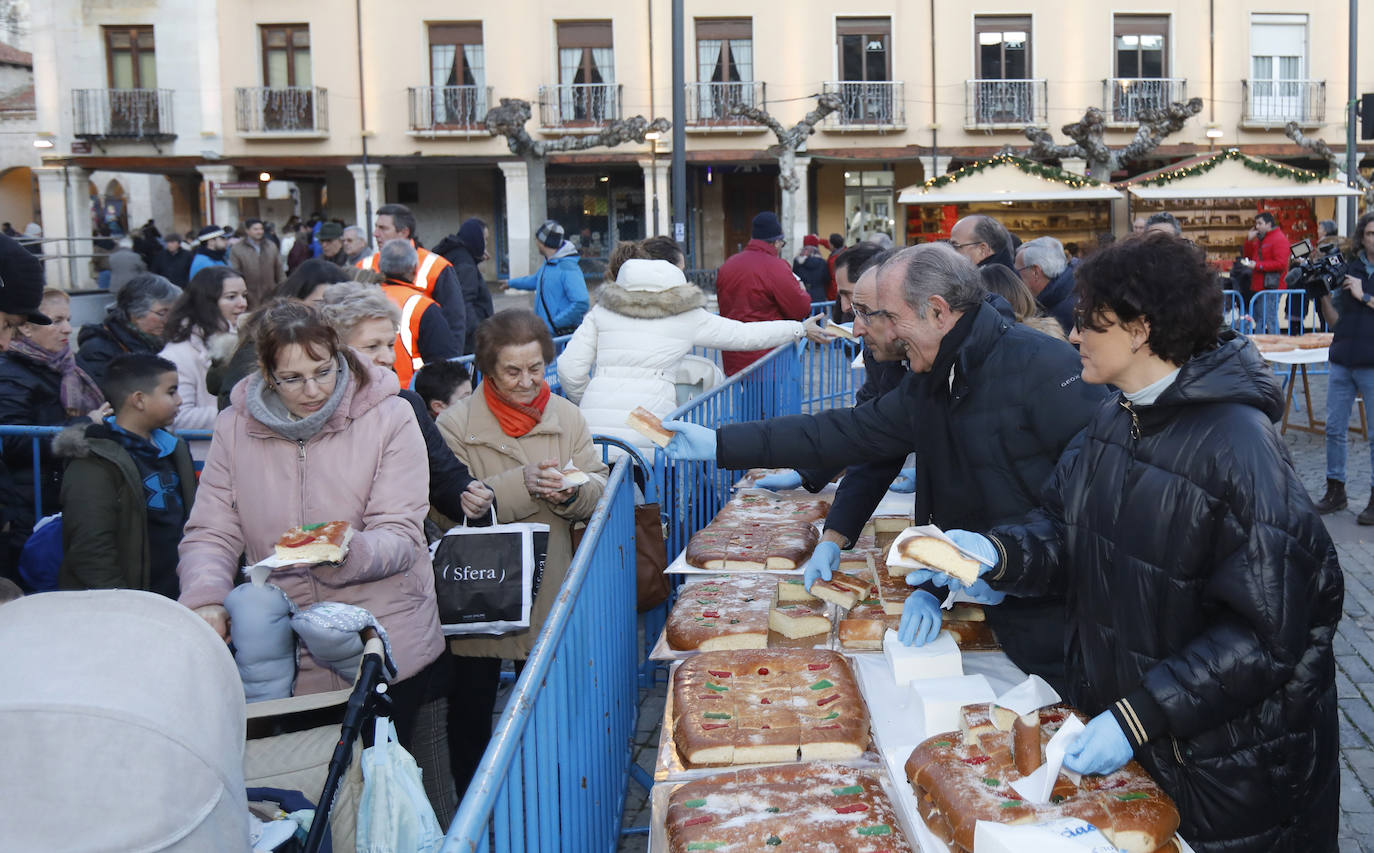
[505,220,589,336]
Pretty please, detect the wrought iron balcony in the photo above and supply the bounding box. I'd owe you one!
[965,79,1048,129]
[684,81,766,131]
[820,81,905,130]
[71,88,176,143]
[1103,78,1187,124]
[407,85,491,135]
[537,83,622,132]
[235,86,328,136]
[1241,79,1325,127]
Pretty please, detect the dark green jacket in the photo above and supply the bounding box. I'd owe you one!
[54,422,196,591]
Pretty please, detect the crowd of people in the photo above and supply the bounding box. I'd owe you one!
[0,193,1361,851]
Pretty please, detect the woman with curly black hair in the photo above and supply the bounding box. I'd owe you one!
[923,233,1343,852]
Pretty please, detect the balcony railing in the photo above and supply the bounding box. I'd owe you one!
[821,81,905,130]
[965,79,1048,129]
[1103,78,1187,124]
[1241,79,1325,127]
[407,85,491,135]
[235,86,328,136]
[685,80,766,130]
[537,83,622,132]
[71,88,176,142]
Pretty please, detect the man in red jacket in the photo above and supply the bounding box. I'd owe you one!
[716,212,813,375]
[1240,212,1290,333]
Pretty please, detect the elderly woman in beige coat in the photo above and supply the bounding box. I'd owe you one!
[436,307,608,797]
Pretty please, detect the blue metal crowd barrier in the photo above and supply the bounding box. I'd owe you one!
[0,425,213,522]
[1247,289,1328,337]
[1221,289,1247,332]
[426,332,573,392]
[442,458,637,853]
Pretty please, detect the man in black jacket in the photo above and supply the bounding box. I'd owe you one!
[663,243,1106,691]
[433,218,494,355]
[149,232,193,287]
[948,214,1016,271]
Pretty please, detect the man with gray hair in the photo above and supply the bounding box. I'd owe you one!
[947,214,1016,270]
[659,243,1105,689]
[341,225,371,267]
[1016,235,1076,334]
[377,238,461,388]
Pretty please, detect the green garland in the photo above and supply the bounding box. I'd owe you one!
[922,154,1104,190]
[1134,148,1324,186]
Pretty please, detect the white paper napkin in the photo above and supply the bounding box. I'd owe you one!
[886,524,998,576]
[1010,714,1086,804]
[994,674,1062,716]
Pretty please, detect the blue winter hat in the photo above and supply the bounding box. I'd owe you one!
[457,218,486,257]
[751,212,784,242]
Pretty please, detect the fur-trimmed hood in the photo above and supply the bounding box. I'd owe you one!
[595,282,707,319]
[52,422,97,460]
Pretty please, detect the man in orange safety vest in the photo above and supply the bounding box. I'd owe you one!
[376,238,461,388]
[360,203,467,345]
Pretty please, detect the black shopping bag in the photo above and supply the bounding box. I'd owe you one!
[430,514,550,636]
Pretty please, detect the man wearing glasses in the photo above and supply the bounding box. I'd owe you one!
[715,211,814,376]
[947,214,1017,271]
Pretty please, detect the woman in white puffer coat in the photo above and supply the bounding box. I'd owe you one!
[557,258,819,455]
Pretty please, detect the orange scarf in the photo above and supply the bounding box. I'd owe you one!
[483,379,551,437]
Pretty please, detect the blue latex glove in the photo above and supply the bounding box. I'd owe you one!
[660,420,718,462]
[945,530,998,567]
[1062,711,1134,776]
[889,466,916,493]
[903,530,1005,604]
[897,590,942,646]
[756,469,803,491]
[802,540,840,592]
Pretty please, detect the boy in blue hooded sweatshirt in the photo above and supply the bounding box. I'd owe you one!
[505,220,589,335]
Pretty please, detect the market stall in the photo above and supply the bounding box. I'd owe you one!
[1120,149,1363,268]
[897,154,1123,248]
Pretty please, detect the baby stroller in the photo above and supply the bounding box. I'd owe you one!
[0,590,392,853]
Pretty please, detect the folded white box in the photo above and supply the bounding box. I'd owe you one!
[883,628,963,687]
[909,673,996,737]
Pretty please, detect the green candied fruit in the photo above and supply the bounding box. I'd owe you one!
[999,800,1022,809]
[821,711,840,721]
[687,844,725,851]
[856,824,891,836]
[765,806,781,813]
[729,619,740,624]
[809,679,834,691]
[301,522,325,531]
[683,798,707,808]
[705,682,729,692]
[934,740,953,747]
[830,785,863,796]
[765,836,782,846]
[1050,794,1066,805]
[982,777,1000,786]
[1114,792,1151,801]
[703,712,732,720]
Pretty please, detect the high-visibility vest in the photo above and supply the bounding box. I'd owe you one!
[361,241,450,299]
[381,282,432,388]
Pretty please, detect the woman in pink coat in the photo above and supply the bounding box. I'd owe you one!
[177,301,444,742]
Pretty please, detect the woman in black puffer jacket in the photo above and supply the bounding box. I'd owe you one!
[931,234,1343,852]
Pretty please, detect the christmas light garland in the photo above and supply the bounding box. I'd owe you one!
[1133,148,1324,187]
[922,154,1105,191]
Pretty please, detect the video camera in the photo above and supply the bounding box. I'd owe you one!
[1289,239,1347,299]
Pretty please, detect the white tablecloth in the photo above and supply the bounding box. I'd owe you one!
[1260,345,1329,366]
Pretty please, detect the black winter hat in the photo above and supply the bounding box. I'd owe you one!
[751,212,784,242]
[0,234,50,324]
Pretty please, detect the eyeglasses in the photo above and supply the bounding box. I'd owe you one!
[852,304,894,323]
[947,239,986,251]
[272,365,339,393]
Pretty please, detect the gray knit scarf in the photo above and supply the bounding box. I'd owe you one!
[245,354,352,442]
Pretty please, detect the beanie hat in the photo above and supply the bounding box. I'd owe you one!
[0,235,50,324]
[457,218,486,258]
[751,212,784,242]
[803,234,822,248]
[317,222,343,241]
[196,224,232,241]
[535,220,565,250]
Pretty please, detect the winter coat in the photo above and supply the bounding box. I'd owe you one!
[436,387,607,660]
[506,242,589,335]
[160,332,223,430]
[433,239,493,355]
[0,351,77,532]
[107,248,146,294]
[1036,266,1076,336]
[188,251,228,280]
[397,387,477,524]
[150,247,193,287]
[986,335,1342,852]
[228,238,284,306]
[714,300,1107,688]
[715,239,812,375]
[1245,227,1289,292]
[177,362,443,692]
[1329,253,1374,368]
[54,422,196,592]
[76,317,163,388]
[556,260,804,454]
[792,254,830,302]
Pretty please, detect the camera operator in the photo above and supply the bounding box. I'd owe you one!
[1313,211,1374,521]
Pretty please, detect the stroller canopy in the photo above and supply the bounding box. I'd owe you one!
[0,590,250,851]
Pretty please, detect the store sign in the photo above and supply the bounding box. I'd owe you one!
[216,181,263,198]
[70,141,91,154]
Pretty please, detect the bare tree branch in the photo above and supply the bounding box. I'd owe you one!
[1117,99,1205,164]
[1284,121,1374,207]
[730,93,844,192]
[484,97,671,158]
[1011,98,1203,179]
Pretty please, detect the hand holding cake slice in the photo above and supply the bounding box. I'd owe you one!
[275,521,353,564]
[625,405,675,447]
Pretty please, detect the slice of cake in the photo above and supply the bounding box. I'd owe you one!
[275,521,352,563]
[769,601,830,639]
[890,535,984,585]
[625,406,675,447]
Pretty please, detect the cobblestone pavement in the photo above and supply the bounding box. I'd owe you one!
[615,372,1374,852]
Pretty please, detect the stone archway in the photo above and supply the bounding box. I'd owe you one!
[0,167,38,234]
